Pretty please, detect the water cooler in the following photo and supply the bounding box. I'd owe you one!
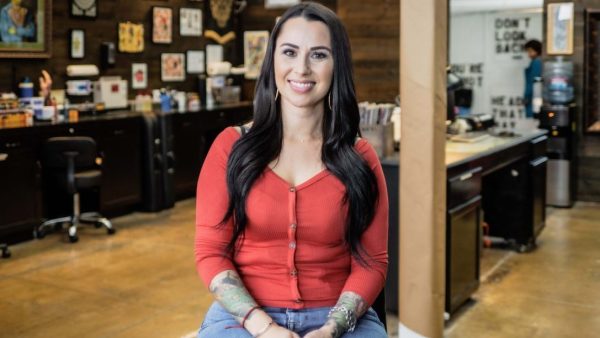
[539,59,576,207]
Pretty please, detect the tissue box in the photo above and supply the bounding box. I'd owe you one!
[360,123,394,158]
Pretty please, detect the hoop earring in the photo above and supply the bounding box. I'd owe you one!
[328,93,333,111]
[275,89,280,101]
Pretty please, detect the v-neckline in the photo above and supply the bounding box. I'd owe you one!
[265,166,330,190]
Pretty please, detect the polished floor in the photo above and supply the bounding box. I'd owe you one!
[0,200,598,337]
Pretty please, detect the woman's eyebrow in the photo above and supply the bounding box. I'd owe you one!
[279,42,332,53]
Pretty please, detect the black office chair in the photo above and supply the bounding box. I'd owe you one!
[0,243,9,258]
[35,136,115,243]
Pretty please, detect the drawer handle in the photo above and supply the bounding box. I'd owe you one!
[113,129,125,135]
[530,156,548,167]
[219,111,225,118]
[5,142,20,148]
[0,153,7,161]
[69,128,75,134]
[459,172,473,181]
[532,135,548,144]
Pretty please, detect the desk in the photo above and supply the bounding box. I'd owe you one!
[381,130,548,314]
[0,103,253,244]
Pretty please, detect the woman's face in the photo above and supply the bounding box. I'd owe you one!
[274,17,334,110]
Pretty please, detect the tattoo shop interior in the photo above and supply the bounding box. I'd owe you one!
[0,0,599,337]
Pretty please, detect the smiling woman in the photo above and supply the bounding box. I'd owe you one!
[195,2,389,338]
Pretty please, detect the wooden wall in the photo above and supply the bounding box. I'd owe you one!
[338,0,400,103]
[544,0,600,202]
[0,0,240,98]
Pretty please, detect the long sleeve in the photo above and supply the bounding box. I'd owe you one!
[341,144,389,306]
[194,128,237,288]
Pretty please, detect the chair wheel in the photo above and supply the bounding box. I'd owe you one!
[107,228,116,235]
[34,228,46,239]
[69,235,79,243]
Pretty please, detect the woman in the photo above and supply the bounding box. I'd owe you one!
[523,39,543,118]
[195,3,388,337]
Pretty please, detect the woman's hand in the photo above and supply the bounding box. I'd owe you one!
[260,323,301,338]
[303,326,334,338]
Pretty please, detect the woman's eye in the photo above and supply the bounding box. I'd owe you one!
[282,49,296,57]
[311,51,329,60]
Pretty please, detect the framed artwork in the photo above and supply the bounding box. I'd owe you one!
[186,50,205,74]
[152,6,172,44]
[265,0,300,9]
[70,0,97,18]
[131,63,148,89]
[547,3,574,55]
[180,8,202,36]
[161,53,185,81]
[118,22,144,53]
[0,0,52,58]
[69,29,85,59]
[244,31,269,79]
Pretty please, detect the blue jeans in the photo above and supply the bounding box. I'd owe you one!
[198,301,387,337]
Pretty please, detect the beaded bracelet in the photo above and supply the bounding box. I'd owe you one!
[253,320,273,337]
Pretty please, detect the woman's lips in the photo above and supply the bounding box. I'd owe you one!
[288,79,316,94]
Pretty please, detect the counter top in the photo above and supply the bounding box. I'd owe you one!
[381,129,548,168]
[0,101,254,131]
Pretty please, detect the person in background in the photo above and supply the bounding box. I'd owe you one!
[0,0,35,43]
[524,39,543,118]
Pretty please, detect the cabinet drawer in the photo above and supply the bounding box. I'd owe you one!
[448,167,482,210]
[530,135,548,159]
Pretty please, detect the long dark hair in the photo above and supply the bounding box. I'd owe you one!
[219,2,379,266]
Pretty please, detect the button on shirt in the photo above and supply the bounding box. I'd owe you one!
[195,127,389,309]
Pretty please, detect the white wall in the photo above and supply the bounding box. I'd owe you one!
[450,10,542,130]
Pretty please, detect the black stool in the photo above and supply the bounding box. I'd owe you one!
[35,136,115,243]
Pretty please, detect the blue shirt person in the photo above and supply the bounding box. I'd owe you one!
[523,40,543,118]
[0,0,35,43]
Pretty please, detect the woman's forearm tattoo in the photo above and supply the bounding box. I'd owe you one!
[325,291,368,338]
[209,270,258,320]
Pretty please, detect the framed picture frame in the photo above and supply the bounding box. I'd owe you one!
[152,6,172,44]
[70,0,97,19]
[180,8,202,37]
[69,29,85,59]
[0,0,52,59]
[244,31,269,79]
[547,2,574,55]
[118,22,144,53]
[186,50,205,74]
[161,53,185,81]
[132,63,148,89]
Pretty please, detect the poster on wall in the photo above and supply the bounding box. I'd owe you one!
[0,0,51,58]
[118,22,144,53]
[153,6,172,44]
[204,0,235,44]
[161,53,185,81]
[244,31,269,80]
[180,8,202,36]
[547,3,574,55]
[70,0,97,19]
[132,63,148,89]
[70,29,85,59]
[186,50,205,74]
[492,13,540,61]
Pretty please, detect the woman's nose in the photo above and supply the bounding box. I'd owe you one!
[293,54,311,75]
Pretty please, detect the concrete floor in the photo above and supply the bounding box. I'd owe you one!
[0,199,598,337]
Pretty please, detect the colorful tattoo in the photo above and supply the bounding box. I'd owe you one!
[327,291,367,338]
[209,270,258,320]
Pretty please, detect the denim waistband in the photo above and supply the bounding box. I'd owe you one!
[260,305,332,313]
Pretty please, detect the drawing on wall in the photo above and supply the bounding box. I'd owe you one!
[118,22,144,53]
[153,6,172,44]
[186,50,205,74]
[204,0,235,44]
[70,29,85,59]
[132,63,148,89]
[244,30,269,79]
[0,0,51,58]
[180,7,202,36]
[547,2,574,55]
[161,53,185,81]
[70,0,97,18]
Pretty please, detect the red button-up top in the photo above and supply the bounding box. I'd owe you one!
[195,126,388,308]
